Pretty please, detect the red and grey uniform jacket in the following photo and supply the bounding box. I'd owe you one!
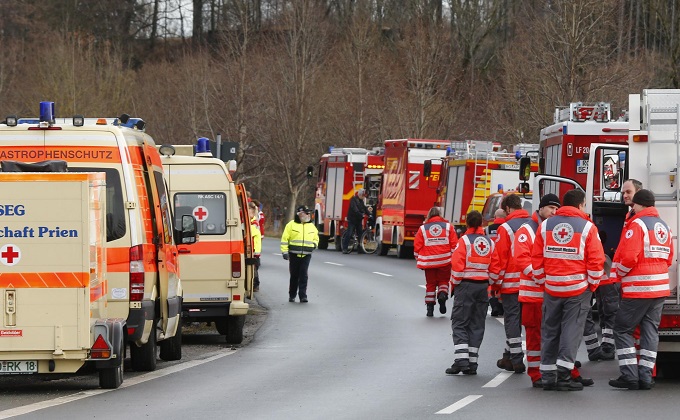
[414,216,457,269]
[451,227,495,285]
[489,209,531,294]
[616,207,674,299]
[531,206,605,298]
[516,212,542,303]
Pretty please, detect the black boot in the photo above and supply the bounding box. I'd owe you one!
[426,303,435,317]
[437,292,447,314]
[556,370,583,391]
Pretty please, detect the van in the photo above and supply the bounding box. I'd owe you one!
[0,103,197,371]
[159,141,254,344]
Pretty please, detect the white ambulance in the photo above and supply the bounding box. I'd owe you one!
[159,140,254,344]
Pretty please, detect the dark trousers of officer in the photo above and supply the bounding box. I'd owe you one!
[451,281,489,369]
[583,292,602,357]
[597,283,621,351]
[254,257,261,289]
[501,293,524,365]
[614,297,664,384]
[541,291,590,383]
[289,253,312,299]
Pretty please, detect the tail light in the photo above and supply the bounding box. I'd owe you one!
[90,334,112,359]
[130,245,145,301]
[232,253,242,278]
[659,315,680,329]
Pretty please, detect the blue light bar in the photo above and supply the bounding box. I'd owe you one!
[196,137,211,154]
[40,101,55,123]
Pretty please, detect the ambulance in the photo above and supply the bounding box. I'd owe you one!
[0,102,197,372]
[159,140,254,344]
[0,165,125,388]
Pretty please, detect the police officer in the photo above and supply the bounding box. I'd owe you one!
[532,189,605,391]
[446,211,494,375]
[490,194,532,373]
[414,207,457,317]
[609,189,673,390]
[281,205,319,303]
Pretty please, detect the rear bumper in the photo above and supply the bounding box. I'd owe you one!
[182,300,249,319]
[126,299,155,342]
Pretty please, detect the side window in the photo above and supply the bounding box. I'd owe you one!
[174,193,227,235]
[69,167,126,242]
[153,171,173,244]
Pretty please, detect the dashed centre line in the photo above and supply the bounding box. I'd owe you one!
[435,395,482,414]
[324,262,344,266]
[482,371,513,388]
[373,272,392,277]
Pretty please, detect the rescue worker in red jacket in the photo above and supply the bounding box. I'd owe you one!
[532,189,605,391]
[414,206,458,317]
[516,193,593,388]
[445,210,494,375]
[609,189,674,390]
[485,208,506,317]
[489,194,531,373]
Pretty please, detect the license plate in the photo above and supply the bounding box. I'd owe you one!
[0,360,38,374]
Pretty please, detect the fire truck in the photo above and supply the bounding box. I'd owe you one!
[314,147,384,250]
[522,90,680,378]
[433,141,538,233]
[539,102,629,198]
[376,139,449,258]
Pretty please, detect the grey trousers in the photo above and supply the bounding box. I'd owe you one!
[501,292,524,364]
[451,281,489,369]
[583,292,602,357]
[614,297,664,384]
[596,283,621,351]
[540,291,591,382]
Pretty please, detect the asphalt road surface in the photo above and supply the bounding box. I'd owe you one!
[1,237,679,419]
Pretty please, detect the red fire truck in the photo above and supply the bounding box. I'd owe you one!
[539,102,629,198]
[376,139,449,258]
[433,141,539,233]
[314,147,384,250]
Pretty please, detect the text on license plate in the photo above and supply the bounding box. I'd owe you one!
[0,360,38,374]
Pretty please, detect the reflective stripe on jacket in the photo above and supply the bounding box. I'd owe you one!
[280,220,319,255]
[414,216,457,269]
[616,207,673,299]
[517,212,542,303]
[531,206,605,298]
[451,227,494,285]
[489,209,531,294]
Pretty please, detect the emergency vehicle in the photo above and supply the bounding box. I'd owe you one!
[432,141,538,233]
[522,90,680,378]
[0,102,197,372]
[0,168,125,387]
[377,139,449,258]
[159,139,254,344]
[539,102,629,198]
[314,147,384,250]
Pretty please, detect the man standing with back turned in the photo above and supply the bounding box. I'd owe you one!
[532,189,605,391]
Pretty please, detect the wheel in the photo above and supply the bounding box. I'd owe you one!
[225,315,245,344]
[657,352,680,379]
[159,319,182,361]
[318,235,329,250]
[378,242,390,256]
[360,229,378,254]
[397,244,413,259]
[99,333,124,389]
[334,235,343,251]
[130,328,157,372]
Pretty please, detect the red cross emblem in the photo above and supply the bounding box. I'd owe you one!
[654,222,669,244]
[193,206,209,221]
[658,229,665,239]
[473,237,490,256]
[1,244,21,266]
[478,241,487,251]
[558,228,569,239]
[552,223,574,244]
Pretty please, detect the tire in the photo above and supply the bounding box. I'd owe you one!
[130,328,157,372]
[378,242,390,256]
[225,315,245,344]
[657,352,680,379]
[397,244,413,259]
[341,230,357,253]
[99,333,124,389]
[159,319,182,361]
[318,235,329,250]
[360,230,378,254]
[334,235,343,251]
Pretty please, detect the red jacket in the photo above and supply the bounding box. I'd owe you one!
[531,206,605,297]
[414,216,457,269]
[451,227,494,285]
[516,212,543,303]
[489,209,531,294]
[615,207,674,299]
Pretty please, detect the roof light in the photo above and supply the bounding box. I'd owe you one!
[159,144,176,157]
[196,137,213,157]
[39,101,55,124]
[5,115,17,127]
[96,118,108,125]
[73,115,84,127]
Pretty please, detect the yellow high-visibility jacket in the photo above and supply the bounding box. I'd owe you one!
[250,217,262,257]
[281,220,319,255]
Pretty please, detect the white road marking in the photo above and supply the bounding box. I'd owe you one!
[324,262,343,266]
[372,272,392,277]
[0,350,236,419]
[418,285,426,289]
[482,371,513,388]
[435,395,482,414]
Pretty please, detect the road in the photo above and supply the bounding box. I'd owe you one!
[1,237,679,419]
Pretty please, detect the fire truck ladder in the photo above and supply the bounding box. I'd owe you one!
[471,144,492,211]
[645,103,680,305]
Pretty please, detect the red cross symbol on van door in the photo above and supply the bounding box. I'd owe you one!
[193,206,209,222]
[0,244,21,266]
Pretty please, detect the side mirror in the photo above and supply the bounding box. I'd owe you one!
[177,214,198,245]
[306,165,314,179]
[518,157,531,181]
[423,160,432,177]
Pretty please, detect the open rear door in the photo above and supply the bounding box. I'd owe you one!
[235,183,255,300]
